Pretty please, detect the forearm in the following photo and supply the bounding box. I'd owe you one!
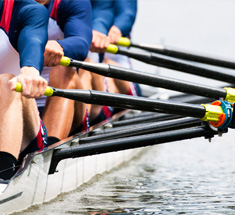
[17,5,48,72]
[91,0,114,35]
[113,0,137,36]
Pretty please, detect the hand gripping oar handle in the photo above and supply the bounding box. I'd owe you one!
[15,82,54,96]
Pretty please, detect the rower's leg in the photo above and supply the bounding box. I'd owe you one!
[21,97,40,152]
[79,57,105,121]
[0,74,40,179]
[103,58,131,95]
[71,76,86,133]
[78,65,92,115]
[42,66,79,140]
[0,74,23,158]
[90,72,106,121]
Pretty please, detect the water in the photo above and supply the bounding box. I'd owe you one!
[19,0,235,214]
[21,131,235,214]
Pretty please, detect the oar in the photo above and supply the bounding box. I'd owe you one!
[80,117,202,144]
[15,82,234,130]
[117,37,235,70]
[105,44,235,84]
[112,114,182,128]
[49,125,218,174]
[59,56,235,103]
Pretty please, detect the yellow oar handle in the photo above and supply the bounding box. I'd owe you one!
[15,82,54,97]
[59,56,71,66]
[106,44,119,54]
[224,87,235,103]
[117,37,131,47]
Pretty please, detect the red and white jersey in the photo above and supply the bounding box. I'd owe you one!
[40,18,64,82]
[0,30,20,76]
[0,0,20,76]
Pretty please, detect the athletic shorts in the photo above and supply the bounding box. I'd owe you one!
[128,82,142,96]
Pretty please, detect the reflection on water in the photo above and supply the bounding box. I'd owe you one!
[21,129,235,214]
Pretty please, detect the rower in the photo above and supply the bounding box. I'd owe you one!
[80,0,139,126]
[104,0,141,98]
[79,0,114,126]
[34,0,92,143]
[0,0,48,181]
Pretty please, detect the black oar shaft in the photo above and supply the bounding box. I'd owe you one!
[131,42,235,70]
[49,126,217,174]
[117,49,235,84]
[113,114,182,127]
[80,117,201,144]
[69,59,227,100]
[52,88,206,118]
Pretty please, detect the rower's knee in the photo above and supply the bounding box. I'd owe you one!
[0,74,21,103]
[0,74,15,89]
[49,65,78,89]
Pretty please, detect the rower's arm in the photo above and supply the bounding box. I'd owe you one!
[113,0,137,37]
[56,0,92,61]
[91,0,115,35]
[14,2,49,73]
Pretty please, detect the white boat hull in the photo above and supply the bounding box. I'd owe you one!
[0,110,147,214]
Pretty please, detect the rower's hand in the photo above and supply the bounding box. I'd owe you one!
[90,30,110,53]
[108,26,122,44]
[8,67,47,98]
[44,40,64,67]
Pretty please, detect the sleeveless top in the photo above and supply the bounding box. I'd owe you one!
[0,0,21,76]
[37,0,64,108]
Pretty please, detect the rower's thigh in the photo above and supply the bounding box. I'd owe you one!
[49,65,78,89]
[0,73,15,92]
[21,97,40,146]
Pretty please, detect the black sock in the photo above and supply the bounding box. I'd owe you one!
[0,152,17,180]
[47,136,60,146]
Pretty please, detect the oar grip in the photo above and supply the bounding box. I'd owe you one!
[15,82,23,92]
[224,87,235,103]
[106,44,118,54]
[15,82,54,97]
[117,37,131,47]
[59,56,71,67]
[44,87,54,96]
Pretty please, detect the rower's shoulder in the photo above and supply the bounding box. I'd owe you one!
[14,0,48,20]
[59,0,91,10]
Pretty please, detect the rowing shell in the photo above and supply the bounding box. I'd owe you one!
[0,108,149,215]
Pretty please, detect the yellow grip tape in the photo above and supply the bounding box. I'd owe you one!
[59,56,71,67]
[15,82,23,92]
[117,37,131,47]
[44,87,54,96]
[106,44,118,54]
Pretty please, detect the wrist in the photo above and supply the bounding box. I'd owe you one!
[20,67,40,76]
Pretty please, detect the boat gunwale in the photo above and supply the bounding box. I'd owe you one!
[12,108,131,180]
